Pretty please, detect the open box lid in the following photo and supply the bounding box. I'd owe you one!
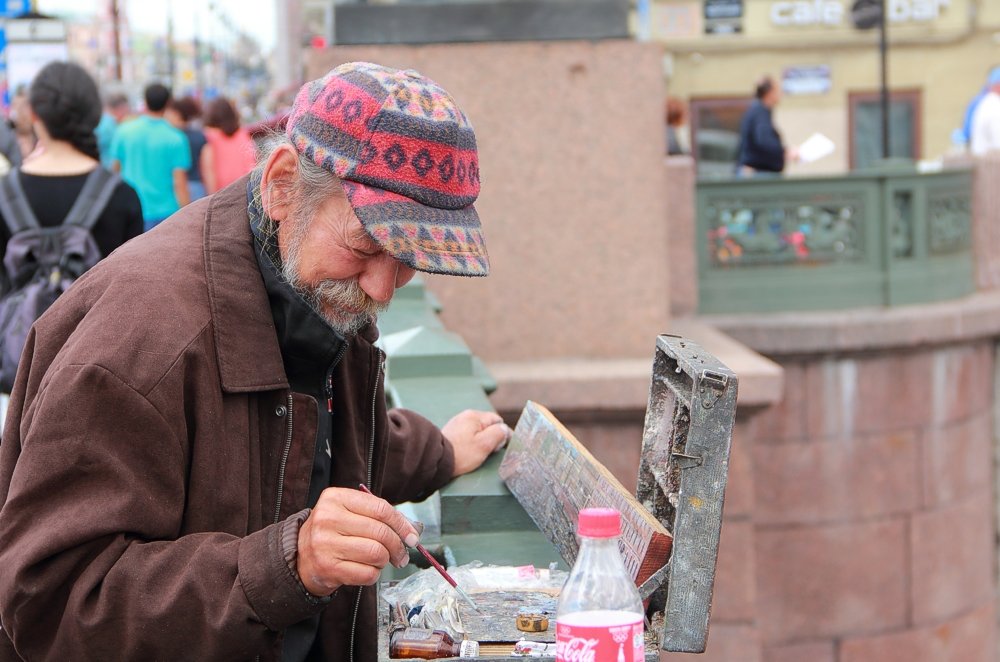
[498,335,738,653]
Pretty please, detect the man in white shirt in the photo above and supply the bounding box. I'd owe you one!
[971,68,1000,156]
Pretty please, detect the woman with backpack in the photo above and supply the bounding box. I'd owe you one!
[0,62,143,406]
[200,96,257,194]
[0,62,143,261]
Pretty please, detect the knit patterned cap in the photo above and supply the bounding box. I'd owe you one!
[286,62,489,277]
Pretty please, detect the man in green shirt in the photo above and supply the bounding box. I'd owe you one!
[110,84,190,231]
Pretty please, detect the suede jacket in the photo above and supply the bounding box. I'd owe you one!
[0,178,456,661]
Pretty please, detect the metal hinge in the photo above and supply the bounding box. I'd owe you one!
[698,369,729,409]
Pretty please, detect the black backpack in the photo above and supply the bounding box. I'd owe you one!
[0,167,120,391]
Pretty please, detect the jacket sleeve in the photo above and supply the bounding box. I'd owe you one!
[379,408,455,505]
[0,363,327,660]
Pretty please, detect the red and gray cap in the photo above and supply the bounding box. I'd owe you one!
[285,61,489,277]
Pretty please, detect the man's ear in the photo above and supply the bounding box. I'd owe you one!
[260,144,299,222]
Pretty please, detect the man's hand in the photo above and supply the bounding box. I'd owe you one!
[296,488,419,597]
[442,409,512,477]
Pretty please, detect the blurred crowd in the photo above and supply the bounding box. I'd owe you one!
[0,62,264,239]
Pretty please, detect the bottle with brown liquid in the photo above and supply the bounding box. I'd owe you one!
[389,626,479,659]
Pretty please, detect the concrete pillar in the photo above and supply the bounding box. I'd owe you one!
[273,0,302,90]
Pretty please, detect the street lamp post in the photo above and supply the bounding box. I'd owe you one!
[851,0,890,162]
[878,0,889,160]
[194,8,203,97]
[111,0,122,81]
[167,0,176,87]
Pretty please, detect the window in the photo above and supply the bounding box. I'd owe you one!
[848,89,921,170]
[689,97,751,179]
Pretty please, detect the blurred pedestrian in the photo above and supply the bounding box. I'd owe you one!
[8,87,36,162]
[167,96,208,201]
[110,83,191,232]
[0,62,142,260]
[735,76,797,176]
[971,68,1000,156]
[201,96,257,194]
[666,96,688,156]
[95,92,131,167]
[0,121,21,176]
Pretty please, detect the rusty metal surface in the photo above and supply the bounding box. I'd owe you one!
[636,335,738,653]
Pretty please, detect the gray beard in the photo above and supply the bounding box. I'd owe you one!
[280,227,389,337]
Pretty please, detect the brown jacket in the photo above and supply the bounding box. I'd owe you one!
[0,179,455,661]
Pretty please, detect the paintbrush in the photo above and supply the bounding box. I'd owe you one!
[358,483,483,614]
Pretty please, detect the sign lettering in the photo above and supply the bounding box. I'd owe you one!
[770,0,950,26]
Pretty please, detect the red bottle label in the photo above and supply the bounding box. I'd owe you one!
[556,612,644,662]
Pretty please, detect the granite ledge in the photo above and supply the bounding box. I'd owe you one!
[487,324,783,412]
[702,290,1000,357]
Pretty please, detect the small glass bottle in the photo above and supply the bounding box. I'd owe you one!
[389,626,480,659]
[556,508,645,662]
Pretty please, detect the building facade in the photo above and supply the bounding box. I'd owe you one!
[653,0,1000,176]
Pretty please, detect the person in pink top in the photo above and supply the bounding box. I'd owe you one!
[201,97,257,194]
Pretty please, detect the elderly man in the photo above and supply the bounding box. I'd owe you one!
[0,62,506,661]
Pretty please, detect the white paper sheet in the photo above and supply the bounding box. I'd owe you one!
[797,132,836,163]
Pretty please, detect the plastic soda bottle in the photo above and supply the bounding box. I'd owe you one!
[556,508,645,662]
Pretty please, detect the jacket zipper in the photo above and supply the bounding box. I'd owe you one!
[269,348,345,660]
[349,350,384,662]
[272,393,294,524]
[260,394,294,662]
[366,351,383,488]
[326,343,347,415]
[326,372,334,414]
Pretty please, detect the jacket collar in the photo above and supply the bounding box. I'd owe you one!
[203,176,289,392]
[203,176,380,393]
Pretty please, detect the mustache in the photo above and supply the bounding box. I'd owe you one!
[310,278,387,319]
[277,213,388,334]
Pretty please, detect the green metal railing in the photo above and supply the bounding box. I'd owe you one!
[376,277,563,578]
[696,166,973,313]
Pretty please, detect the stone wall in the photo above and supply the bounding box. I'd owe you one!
[695,311,1000,662]
[308,40,671,367]
[749,343,997,661]
[972,153,1000,290]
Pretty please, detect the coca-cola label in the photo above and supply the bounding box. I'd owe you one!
[556,615,644,662]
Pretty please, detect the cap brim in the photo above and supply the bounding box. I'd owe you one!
[342,180,490,277]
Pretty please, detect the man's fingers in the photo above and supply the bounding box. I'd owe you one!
[297,492,421,596]
[310,507,409,568]
[318,488,420,549]
[356,492,421,549]
[477,413,511,446]
[478,411,504,428]
[476,421,510,453]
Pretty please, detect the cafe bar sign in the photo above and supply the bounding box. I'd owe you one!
[770,0,950,26]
